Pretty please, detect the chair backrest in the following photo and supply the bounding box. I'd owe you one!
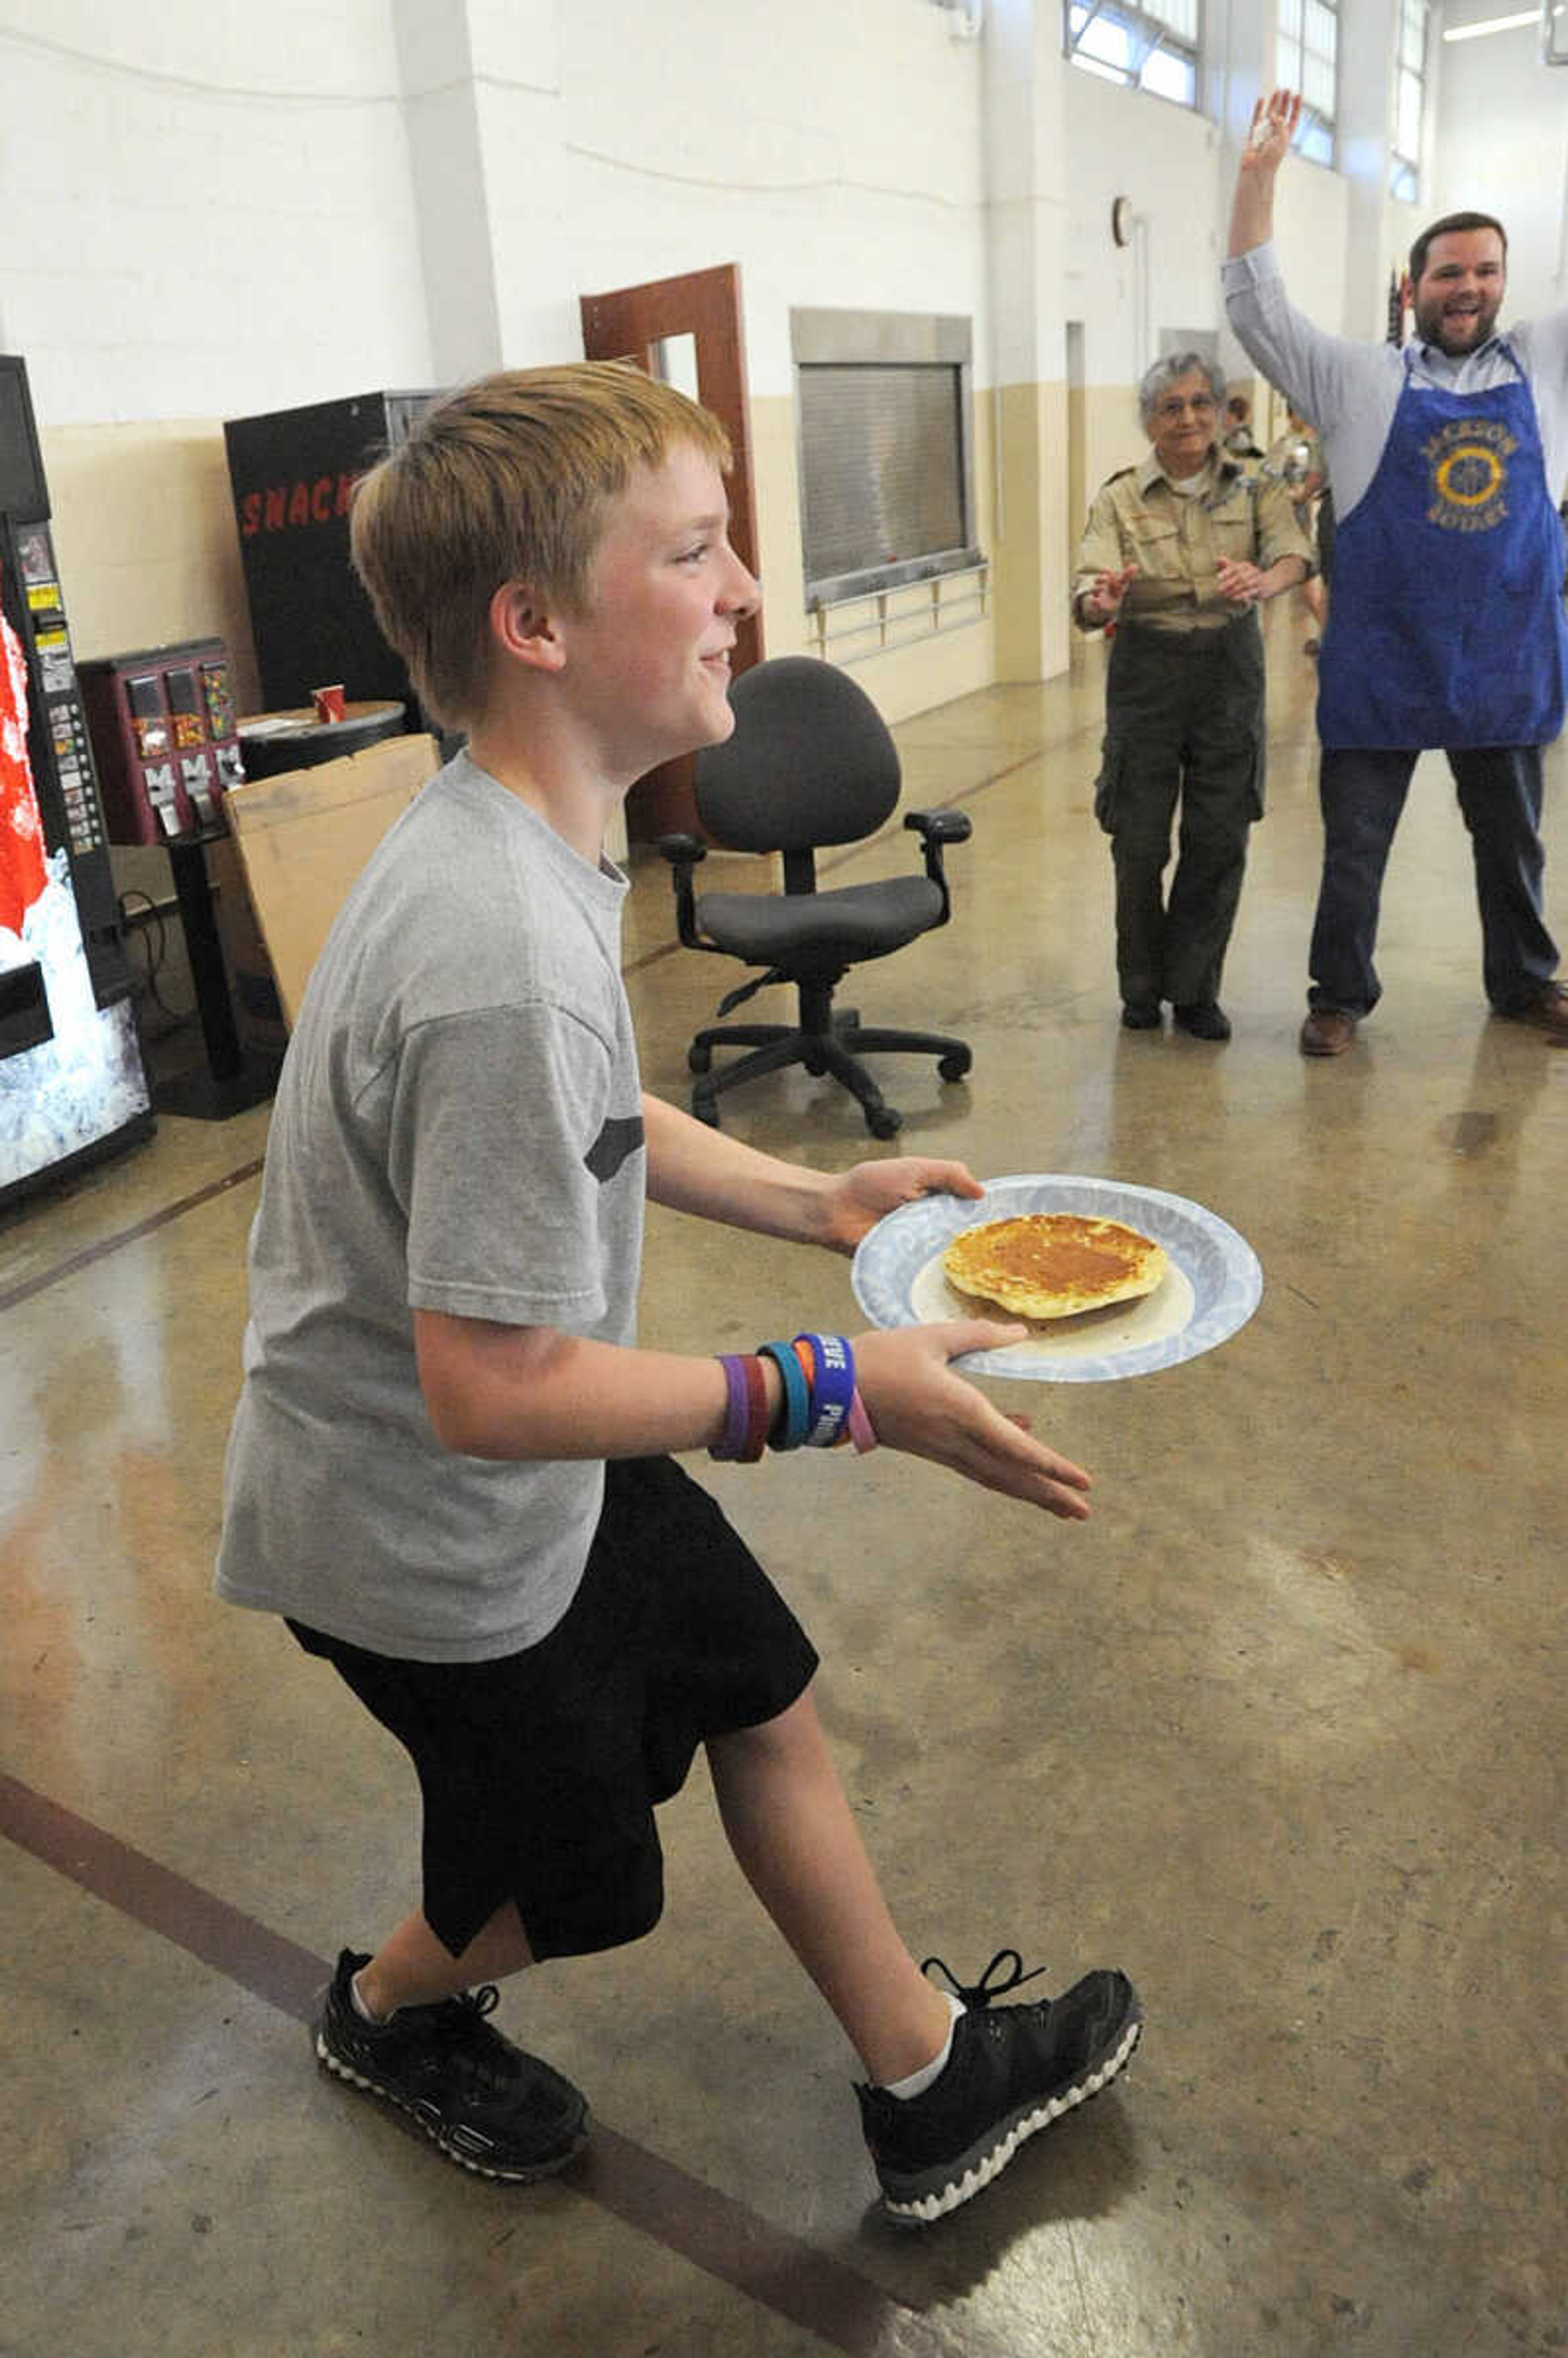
[693,655,902,854]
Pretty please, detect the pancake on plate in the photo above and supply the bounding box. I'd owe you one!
[942,1212,1169,1322]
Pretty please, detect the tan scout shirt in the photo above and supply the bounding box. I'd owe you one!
[1071,450,1314,636]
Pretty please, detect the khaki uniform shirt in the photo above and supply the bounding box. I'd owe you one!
[1071,450,1314,636]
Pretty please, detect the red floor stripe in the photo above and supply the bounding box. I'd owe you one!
[1,1771,995,2358]
[0,1771,324,2018]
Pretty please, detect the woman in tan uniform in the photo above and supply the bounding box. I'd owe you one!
[1073,352,1313,1039]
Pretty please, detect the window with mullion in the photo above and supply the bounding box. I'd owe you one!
[1276,0,1338,164]
[1064,0,1199,107]
[1390,0,1427,201]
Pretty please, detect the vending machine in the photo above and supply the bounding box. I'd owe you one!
[223,388,441,720]
[78,638,246,844]
[74,632,290,1119]
[0,353,153,1207]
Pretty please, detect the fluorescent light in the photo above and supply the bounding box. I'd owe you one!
[1442,9,1541,38]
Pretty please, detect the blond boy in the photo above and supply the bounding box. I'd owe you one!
[215,364,1139,2223]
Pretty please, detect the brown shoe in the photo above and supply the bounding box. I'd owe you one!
[1500,981,1568,1041]
[1300,1007,1356,1056]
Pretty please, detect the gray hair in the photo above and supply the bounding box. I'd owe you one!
[1137,351,1227,427]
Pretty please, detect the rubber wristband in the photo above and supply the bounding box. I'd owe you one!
[793,1331,855,1448]
[737,1355,771,1462]
[846,1387,880,1454]
[758,1339,811,1450]
[797,1336,859,1448]
[708,1354,751,1461]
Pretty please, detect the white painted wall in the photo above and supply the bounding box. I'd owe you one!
[4,0,1546,709]
[1432,9,1568,323]
[3,1,1534,428]
[1272,158,1356,332]
[480,0,990,396]
[0,1,996,419]
[0,1,432,423]
[1063,77,1225,392]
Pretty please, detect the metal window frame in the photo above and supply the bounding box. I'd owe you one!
[789,308,984,612]
[1063,0,1200,98]
[1276,2,1339,159]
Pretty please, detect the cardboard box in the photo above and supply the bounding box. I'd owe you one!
[223,732,440,1029]
[206,830,288,1058]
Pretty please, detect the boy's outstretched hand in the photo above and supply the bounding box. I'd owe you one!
[812,1157,985,1254]
[853,1321,1094,1518]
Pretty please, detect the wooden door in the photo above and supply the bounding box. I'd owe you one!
[580,263,764,842]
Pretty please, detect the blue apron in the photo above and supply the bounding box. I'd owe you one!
[1317,350,1568,751]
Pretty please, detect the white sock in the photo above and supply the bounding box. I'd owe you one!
[878,1992,965,2100]
[350,1969,394,2026]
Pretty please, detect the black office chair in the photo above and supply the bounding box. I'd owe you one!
[657,655,973,1138]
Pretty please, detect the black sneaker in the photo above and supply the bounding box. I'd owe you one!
[855,1950,1141,2226]
[314,1949,589,2182]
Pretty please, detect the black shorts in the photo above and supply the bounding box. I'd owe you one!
[287,1455,818,1961]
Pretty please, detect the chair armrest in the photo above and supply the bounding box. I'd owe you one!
[656,834,708,948]
[656,833,708,866]
[903,808,971,845]
[902,807,970,920]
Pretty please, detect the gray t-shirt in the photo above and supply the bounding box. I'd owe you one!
[214,751,645,1662]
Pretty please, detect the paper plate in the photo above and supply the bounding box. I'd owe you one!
[851,1173,1262,1382]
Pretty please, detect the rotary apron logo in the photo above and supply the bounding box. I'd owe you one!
[1421,417,1515,533]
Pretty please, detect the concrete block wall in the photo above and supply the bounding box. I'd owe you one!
[0,2,432,425]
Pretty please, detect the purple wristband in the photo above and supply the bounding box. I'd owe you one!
[709,1353,752,1461]
[793,1330,855,1447]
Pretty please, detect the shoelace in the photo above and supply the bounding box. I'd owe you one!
[431,1982,502,2027]
[425,1983,518,2089]
[920,1948,1048,2010]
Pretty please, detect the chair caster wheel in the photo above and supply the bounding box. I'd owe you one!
[866,1105,903,1140]
[688,1045,713,1075]
[693,1094,722,1128]
[938,1049,972,1082]
[804,1054,827,1076]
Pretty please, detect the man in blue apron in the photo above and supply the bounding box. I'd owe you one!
[1225,88,1568,1056]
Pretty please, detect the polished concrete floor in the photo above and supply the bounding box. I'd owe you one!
[4,615,1566,2357]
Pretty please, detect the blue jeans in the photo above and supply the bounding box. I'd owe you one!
[1308,744,1559,1017]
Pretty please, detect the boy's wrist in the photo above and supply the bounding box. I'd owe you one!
[707,1337,868,1460]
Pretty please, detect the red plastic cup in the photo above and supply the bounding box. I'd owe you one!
[311,684,346,723]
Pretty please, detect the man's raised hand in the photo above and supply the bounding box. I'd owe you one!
[1242,88,1302,178]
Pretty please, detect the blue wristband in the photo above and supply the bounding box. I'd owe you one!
[794,1331,856,1447]
[758,1339,812,1450]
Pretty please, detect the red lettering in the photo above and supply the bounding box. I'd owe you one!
[247,477,359,533]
